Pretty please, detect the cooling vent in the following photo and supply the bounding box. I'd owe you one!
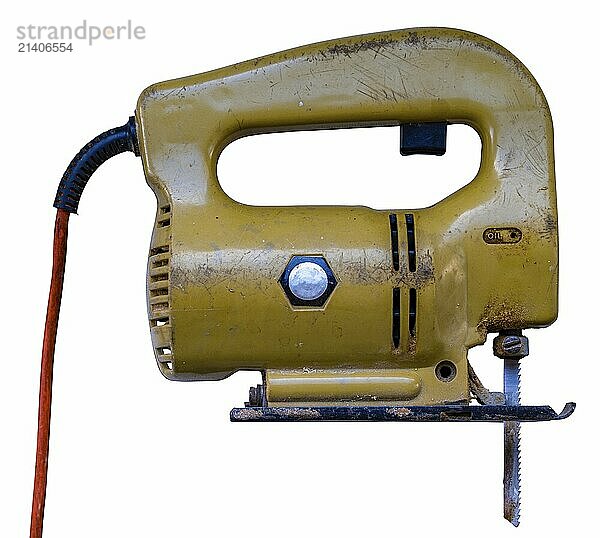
[389,213,418,350]
[148,204,173,374]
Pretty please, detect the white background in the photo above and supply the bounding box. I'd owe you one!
[1,1,597,536]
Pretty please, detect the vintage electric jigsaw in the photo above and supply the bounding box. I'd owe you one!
[31,28,575,536]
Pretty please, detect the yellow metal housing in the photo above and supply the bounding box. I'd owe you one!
[135,28,557,406]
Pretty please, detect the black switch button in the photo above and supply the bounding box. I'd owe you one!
[400,122,447,156]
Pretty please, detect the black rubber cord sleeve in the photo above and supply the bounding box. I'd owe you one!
[53,116,139,213]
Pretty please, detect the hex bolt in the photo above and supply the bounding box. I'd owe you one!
[280,255,337,307]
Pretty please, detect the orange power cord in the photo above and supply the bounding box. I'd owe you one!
[29,116,138,537]
[30,209,70,538]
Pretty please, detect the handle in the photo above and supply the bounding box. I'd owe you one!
[137,28,555,210]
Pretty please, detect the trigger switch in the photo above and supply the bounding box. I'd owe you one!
[400,122,447,156]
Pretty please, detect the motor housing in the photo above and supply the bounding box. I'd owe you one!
[136,28,557,406]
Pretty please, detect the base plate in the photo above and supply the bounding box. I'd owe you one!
[230,403,575,422]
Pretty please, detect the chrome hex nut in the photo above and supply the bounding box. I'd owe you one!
[280,255,337,307]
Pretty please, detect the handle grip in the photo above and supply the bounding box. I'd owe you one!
[137,28,554,211]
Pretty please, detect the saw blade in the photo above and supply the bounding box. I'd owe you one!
[504,359,521,526]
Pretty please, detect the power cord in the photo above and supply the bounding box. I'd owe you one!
[30,118,139,538]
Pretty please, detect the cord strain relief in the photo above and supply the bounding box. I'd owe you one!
[53,116,139,213]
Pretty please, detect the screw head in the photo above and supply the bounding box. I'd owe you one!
[493,333,529,359]
[502,335,523,355]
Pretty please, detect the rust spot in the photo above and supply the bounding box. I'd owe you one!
[385,407,411,418]
[323,37,396,58]
[404,32,425,48]
[391,250,435,289]
[274,407,322,419]
[540,212,557,239]
[477,300,527,335]
[414,251,434,286]
[231,408,265,421]
[407,335,417,356]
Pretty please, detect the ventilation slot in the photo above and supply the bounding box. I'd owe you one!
[150,317,169,327]
[389,214,399,271]
[405,214,416,272]
[149,203,173,373]
[151,302,169,313]
[408,288,417,337]
[150,288,169,297]
[156,345,172,357]
[392,287,400,348]
[150,245,169,256]
[151,258,168,269]
[156,345,173,371]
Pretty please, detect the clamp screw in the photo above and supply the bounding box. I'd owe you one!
[502,335,523,355]
[493,332,529,359]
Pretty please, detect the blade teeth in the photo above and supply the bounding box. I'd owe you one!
[504,358,522,527]
[504,422,522,527]
[513,508,520,526]
[516,369,522,520]
[514,427,521,526]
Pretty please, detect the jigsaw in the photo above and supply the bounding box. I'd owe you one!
[30,28,575,536]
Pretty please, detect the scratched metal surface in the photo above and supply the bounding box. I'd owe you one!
[135,28,557,405]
